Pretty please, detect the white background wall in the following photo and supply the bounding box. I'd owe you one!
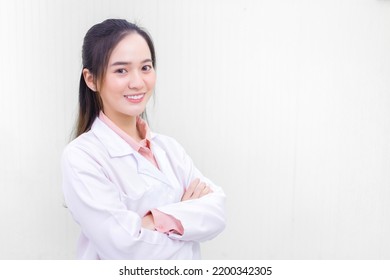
[0,0,389,259]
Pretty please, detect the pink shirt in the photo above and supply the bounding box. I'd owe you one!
[98,112,184,235]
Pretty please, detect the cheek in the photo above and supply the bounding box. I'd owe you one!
[101,79,126,95]
[146,73,156,89]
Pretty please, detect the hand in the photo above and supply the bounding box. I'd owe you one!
[141,212,155,230]
[181,178,213,201]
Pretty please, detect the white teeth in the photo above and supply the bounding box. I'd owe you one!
[125,94,144,100]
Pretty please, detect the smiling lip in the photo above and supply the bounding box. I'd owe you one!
[124,93,145,104]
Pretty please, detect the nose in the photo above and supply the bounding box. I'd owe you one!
[128,70,145,90]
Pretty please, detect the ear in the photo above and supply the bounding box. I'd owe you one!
[83,68,97,92]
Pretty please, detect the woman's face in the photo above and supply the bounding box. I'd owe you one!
[98,33,156,122]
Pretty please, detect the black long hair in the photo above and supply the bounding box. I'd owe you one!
[75,19,156,137]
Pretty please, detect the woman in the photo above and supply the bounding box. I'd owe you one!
[61,19,226,259]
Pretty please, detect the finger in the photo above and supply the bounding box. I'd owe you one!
[199,185,213,197]
[182,178,200,201]
[200,185,211,195]
[192,181,206,199]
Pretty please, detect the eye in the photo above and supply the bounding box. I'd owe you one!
[115,68,127,74]
[142,65,153,72]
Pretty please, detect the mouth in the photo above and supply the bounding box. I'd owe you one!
[124,93,145,103]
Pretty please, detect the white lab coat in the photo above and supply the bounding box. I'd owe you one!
[61,117,226,259]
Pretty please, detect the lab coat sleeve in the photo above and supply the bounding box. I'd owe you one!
[155,137,226,242]
[61,145,189,259]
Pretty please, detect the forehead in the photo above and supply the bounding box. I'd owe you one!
[109,33,151,63]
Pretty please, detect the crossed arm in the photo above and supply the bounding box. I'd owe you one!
[141,178,213,230]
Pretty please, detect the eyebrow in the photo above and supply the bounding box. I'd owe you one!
[109,59,153,67]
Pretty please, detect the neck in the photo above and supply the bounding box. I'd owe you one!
[121,118,141,141]
[105,112,141,141]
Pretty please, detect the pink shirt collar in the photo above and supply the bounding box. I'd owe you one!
[98,111,152,152]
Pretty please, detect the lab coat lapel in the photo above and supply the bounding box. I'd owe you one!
[150,142,179,189]
[134,146,173,187]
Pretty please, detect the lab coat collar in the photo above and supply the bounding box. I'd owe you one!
[91,118,172,186]
[91,117,136,157]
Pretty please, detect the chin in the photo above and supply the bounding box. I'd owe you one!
[124,109,146,117]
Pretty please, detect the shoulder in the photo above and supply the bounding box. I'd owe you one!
[62,117,116,159]
[151,133,193,162]
[151,133,185,151]
[62,130,104,164]
[64,130,99,151]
